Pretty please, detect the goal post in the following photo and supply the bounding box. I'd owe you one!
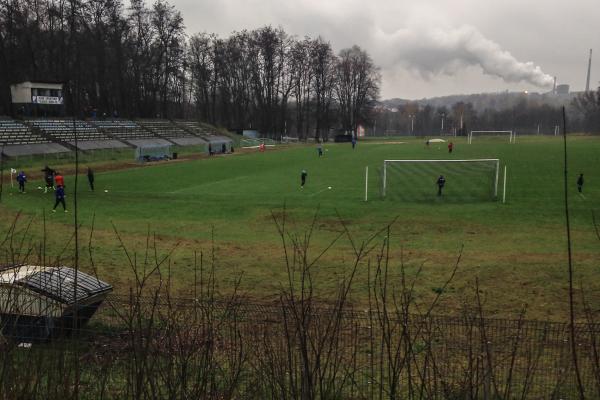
[468,131,514,144]
[381,159,500,202]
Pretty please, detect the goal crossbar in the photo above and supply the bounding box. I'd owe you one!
[469,131,513,134]
[468,130,515,144]
[384,159,499,163]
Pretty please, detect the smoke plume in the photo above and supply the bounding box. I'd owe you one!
[373,24,554,88]
[178,0,559,93]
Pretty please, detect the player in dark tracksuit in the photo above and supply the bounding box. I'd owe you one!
[577,173,584,193]
[301,170,307,188]
[87,168,95,191]
[437,175,446,196]
[17,171,27,193]
[52,185,67,212]
[42,166,55,192]
[41,166,55,193]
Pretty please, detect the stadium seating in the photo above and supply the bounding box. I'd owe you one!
[0,119,51,145]
[174,120,214,137]
[0,117,222,156]
[28,119,110,142]
[139,120,207,146]
[91,119,157,140]
[138,120,191,138]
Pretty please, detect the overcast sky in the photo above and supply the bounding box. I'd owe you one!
[171,0,600,100]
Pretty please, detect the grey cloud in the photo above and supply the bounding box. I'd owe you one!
[173,0,598,97]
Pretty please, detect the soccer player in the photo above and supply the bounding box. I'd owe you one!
[448,142,454,153]
[426,139,430,148]
[41,166,55,193]
[437,175,446,196]
[16,171,27,193]
[87,168,95,191]
[317,142,323,157]
[352,135,357,149]
[52,185,67,212]
[577,173,584,193]
[54,171,64,188]
[301,169,307,188]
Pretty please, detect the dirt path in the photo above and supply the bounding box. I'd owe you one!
[15,145,294,180]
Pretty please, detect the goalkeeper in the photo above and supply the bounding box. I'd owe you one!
[436,175,446,196]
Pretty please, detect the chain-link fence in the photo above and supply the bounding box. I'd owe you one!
[2,293,599,399]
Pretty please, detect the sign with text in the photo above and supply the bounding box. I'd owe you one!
[32,96,63,105]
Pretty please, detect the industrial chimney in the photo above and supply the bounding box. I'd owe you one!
[553,76,557,94]
[586,49,592,92]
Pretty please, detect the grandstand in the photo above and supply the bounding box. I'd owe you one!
[1,119,48,145]
[0,117,227,158]
[174,120,214,139]
[28,119,129,150]
[175,120,233,153]
[0,118,69,156]
[91,119,172,148]
[138,120,207,146]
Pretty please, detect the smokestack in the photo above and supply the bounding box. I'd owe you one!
[586,49,592,92]
[553,76,557,94]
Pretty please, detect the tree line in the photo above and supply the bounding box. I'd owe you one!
[0,0,380,139]
[373,87,600,136]
[572,86,600,133]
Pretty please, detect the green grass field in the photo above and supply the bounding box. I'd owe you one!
[2,135,600,321]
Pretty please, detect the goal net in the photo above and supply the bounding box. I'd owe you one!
[468,131,515,144]
[381,159,500,202]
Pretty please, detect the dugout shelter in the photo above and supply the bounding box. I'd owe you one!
[207,136,233,155]
[0,264,112,342]
[135,143,172,162]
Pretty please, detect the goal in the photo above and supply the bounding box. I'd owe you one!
[381,159,500,202]
[468,131,515,144]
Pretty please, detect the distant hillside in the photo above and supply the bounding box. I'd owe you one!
[382,91,580,113]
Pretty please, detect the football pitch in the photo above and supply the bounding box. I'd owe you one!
[2,135,600,320]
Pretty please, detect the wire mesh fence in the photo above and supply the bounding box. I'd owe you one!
[2,293,599,399]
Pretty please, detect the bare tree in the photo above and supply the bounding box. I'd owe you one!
[335,45,380,135]
[290,38,313,140]
[151,0,184,118]
[311,37,336,141]
[572,87,600,133]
